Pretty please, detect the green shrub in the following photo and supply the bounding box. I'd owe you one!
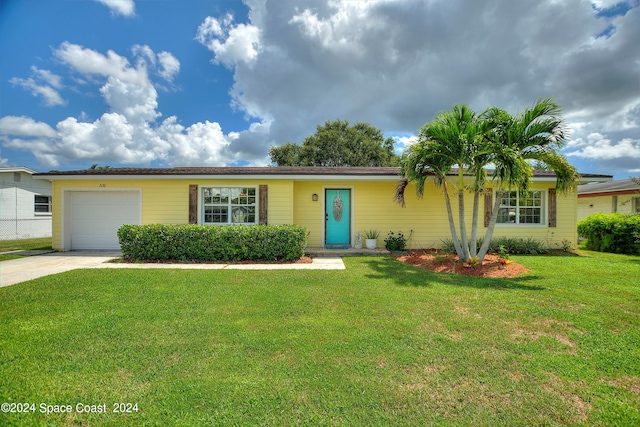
[440,236,547,255]
[440,238,457,254]
[118,224,307,262]
[384,231,407,252]
[577,213,640,255]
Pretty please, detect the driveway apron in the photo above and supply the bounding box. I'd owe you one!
[0,252,121,287]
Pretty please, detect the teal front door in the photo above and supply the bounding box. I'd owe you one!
[325,189,351,246]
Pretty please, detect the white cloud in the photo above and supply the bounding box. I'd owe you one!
[157,117,233,165]
[31,66,63,89]
[591,0,629,9]
[392,135,418,152]
[99,77,160,123]
[0,116,57,138]
[9,67,65,107]
[95,0,135,17]
[289,1,382,54]
[132,45,180,83]
[1,44,239,167]
[196,14,261,68]
[9,77,65,107]
[157,52,180,82]
[567,134,640,160]
[54,42,148,86]
[132,44,156,67]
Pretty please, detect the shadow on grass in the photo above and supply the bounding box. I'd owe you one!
[361,257,545,291]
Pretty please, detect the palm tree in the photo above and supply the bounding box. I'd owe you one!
[394,104,484,261]
[396,98,579,262]
[476,98,579,261]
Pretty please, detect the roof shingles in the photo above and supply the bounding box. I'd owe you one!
[33,166,612,180]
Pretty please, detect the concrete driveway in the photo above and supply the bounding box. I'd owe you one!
[0,251,345,287]
[0,251,122,288]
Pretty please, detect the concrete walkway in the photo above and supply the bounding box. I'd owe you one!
[0,252,345,288]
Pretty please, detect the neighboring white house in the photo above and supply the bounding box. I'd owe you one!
[0,167,52,240]
[577,179,640,221]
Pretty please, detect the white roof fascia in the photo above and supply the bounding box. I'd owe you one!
[0,166,39,175]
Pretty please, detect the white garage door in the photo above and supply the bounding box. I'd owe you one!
[71,191,141,250]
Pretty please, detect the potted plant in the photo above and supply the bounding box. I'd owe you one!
[363,229,380,249]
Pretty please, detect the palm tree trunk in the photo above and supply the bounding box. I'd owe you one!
[470,189,480,258]
[442,180,464,259]
[478,189,503,262]
[458,190,470,261]
[456,168,470,262]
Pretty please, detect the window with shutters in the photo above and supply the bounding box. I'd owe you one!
[202,187,257,224]
[496,190,544,225]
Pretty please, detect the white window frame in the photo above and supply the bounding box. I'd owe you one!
[201,186,258,225]
[34,194,52,215]
[496,190,545,226]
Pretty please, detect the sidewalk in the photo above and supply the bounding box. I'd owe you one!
[0,252,345,288]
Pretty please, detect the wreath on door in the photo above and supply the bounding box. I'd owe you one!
[333,190,343,222]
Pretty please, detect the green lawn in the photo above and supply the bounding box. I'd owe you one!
[0,237,52,261]
[1,251,638,426]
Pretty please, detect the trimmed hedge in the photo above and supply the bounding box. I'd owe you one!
[577,213,640,255]
[117,224,307,262]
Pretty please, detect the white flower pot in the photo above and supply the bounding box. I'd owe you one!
[365,239,377,249]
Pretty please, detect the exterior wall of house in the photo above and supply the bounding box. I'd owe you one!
[578,194,640,220]
[50,176,576,250]
[50,178,295,250]
[295,179,575,249]
[294,180,450,248]
[0,171,52,240]
[485,183,578,249]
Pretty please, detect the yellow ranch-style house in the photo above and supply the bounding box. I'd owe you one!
[34,167,610,252]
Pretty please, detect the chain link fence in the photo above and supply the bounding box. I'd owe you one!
[0,217,52,240]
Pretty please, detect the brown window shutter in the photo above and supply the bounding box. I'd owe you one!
[259,185,268,225]
[548,189,557,227]
[189,184,198,224]
[484,189,493,227]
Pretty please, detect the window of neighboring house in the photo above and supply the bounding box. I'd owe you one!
[202,187,256,224]
[633,197,640,214]
[34,195,52,214]
[497,190,544,224]
[612,195,618,213]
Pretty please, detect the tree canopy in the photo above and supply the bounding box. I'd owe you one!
[88,164,111,170]
[269,120,399,167]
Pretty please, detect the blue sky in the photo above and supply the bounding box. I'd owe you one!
[0,0,638,178]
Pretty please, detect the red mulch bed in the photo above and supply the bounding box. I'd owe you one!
[395,250,529,278]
